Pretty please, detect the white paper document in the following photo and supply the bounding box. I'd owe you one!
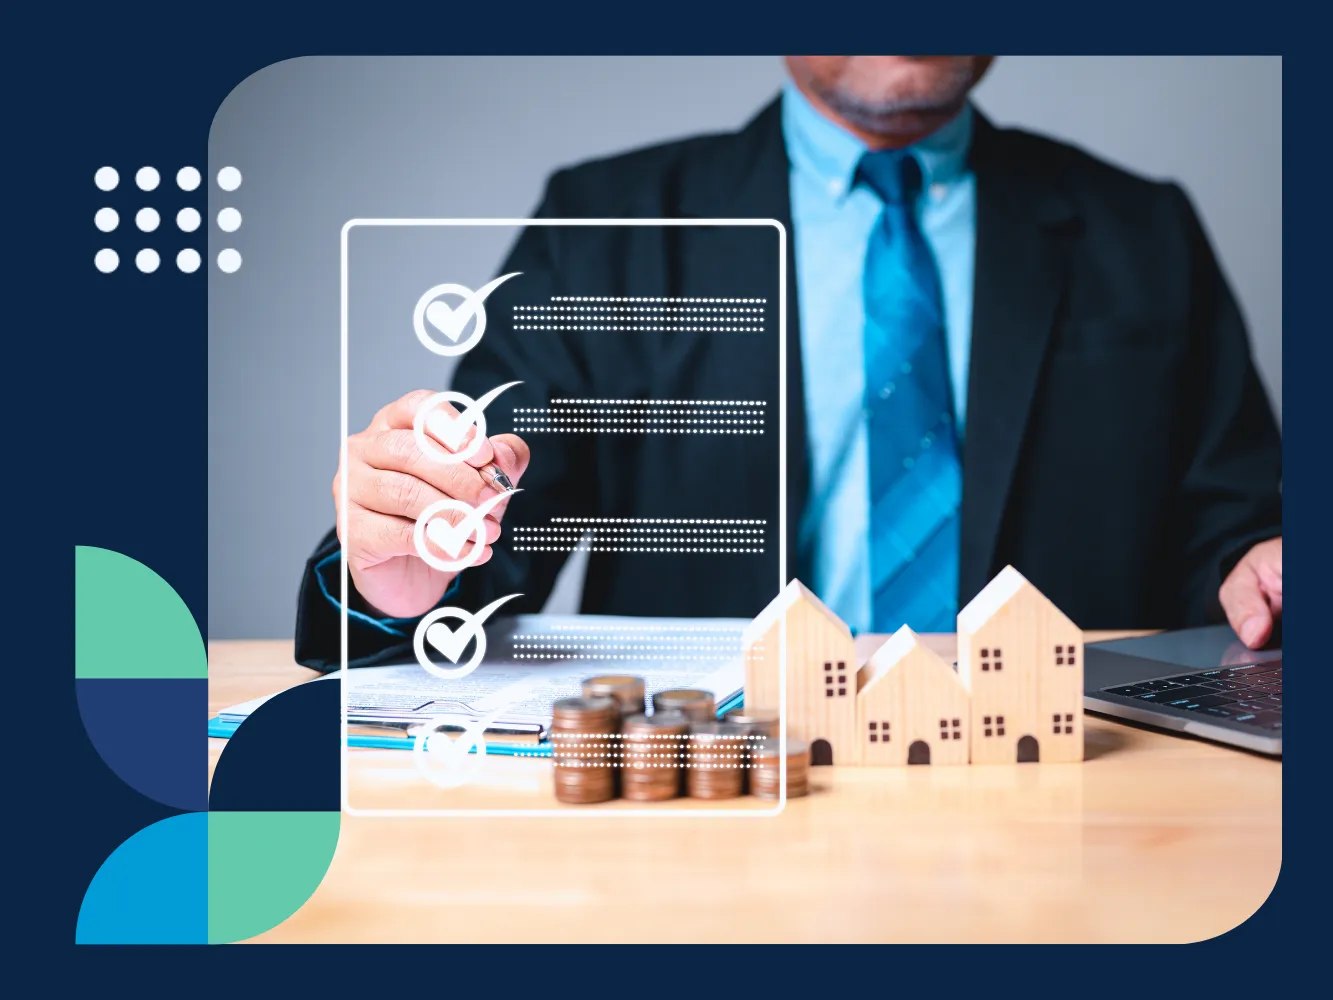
[216,614,749,739]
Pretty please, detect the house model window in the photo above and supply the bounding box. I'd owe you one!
[741,567,1085,769]
[823,660,848,697]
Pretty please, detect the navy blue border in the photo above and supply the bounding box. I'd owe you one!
[14,0,1310,981]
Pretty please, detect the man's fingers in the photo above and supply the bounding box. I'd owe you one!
[380,390,500,468]
[350,468,449,521]
[491,434,531,483]
[1220,563,1273,649]
[348,505,498,565]
[355,429,492,505]
[378,389,439,430]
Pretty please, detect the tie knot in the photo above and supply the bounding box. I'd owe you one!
[856,150,922,206]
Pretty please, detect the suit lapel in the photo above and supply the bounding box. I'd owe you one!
[679,98,809,580]
[960,114,1077,601]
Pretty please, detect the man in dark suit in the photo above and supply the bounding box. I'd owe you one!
[296,56,1282,671]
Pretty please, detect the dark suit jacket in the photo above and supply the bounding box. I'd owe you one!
[295,97,1282,671]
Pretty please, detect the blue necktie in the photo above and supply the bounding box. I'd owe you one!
[858,150,961,633]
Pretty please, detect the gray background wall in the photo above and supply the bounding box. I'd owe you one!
[208,56,1282,639]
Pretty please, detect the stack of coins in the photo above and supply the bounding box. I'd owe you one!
[723,709,781,792]
[686,721,747,800]
[550,696,619,804]
[750,738,810,800]
[621,711,689,801]
[652,688,716,724]
[724,709,780,738]
[582,675,647,718]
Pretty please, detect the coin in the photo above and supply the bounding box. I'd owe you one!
[550,696,619,805]
[582,675,647,718]
[722,709,780,792]
[723,708,780,738]
[621,711,689,801]
[652,688,716,723]
[686,721,747,799]
[750,737,810,800]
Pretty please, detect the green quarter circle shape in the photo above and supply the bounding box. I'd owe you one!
[208,811,340,943]
[75,545,206,679]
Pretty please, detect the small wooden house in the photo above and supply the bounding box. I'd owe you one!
[857,626,970,766]
[957,566,1084,764]
[742,580,860,765]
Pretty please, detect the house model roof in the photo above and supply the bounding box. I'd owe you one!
[956,564,1033,633]
[741,578,851,649]
[857,624,920,694]
[858,624,966,695]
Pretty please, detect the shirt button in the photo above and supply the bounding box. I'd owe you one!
[930,183,947,201]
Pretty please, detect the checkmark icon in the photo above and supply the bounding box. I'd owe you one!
[423,489,520,560]
[424,381,522,452]
[414,272,521,356]
[412,707,505,788]
[413,594,524,681]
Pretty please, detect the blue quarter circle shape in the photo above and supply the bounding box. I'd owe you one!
[209,674,340,812]
[77,678,208,812]
[76,812,207,944]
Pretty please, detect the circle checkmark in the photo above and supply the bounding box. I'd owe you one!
[412,382,522,465]
[411,272,521,357]
[412,491,516,573]
[413,606,490,679]
[412,716,489,788]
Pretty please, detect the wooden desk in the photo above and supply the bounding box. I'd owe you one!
[208,636,1281,943]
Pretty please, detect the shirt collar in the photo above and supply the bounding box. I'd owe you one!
[782,80,973,205]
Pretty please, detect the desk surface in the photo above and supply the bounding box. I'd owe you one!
[208,635,1280,943]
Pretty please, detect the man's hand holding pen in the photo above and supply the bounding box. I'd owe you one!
[334,388,530,619]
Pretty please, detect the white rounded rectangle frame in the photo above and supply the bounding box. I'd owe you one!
[341,218,788,817]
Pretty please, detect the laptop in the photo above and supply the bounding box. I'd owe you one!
[1084,625,1281,755]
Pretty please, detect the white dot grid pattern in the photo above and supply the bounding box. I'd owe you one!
[135,166,160,191]
[177,166,201,191]
[513,517,767,555]
[514,324,763,333]
[555,399,764,406]
[515,400,766,435]
[550,297,766,303]
[94,167,119,191]
[551,518,765,524]
[218,248,242,273]
[217,166,242,191]
[135,207,160,232]
[94,207,118,232]
[538,731,769,766]
[135,248,160,273]
[518,305,763,315]
[217,206,242,232]
[177,248,201,273]
[94,248,119,273]
[548,622,746,632]
[512,630,744,660]
[177,207,201,232]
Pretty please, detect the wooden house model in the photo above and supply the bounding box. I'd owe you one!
[742,567,1083,766]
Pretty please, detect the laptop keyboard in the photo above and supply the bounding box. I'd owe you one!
[1103,661,1282,731]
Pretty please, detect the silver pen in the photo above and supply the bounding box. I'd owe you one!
[479,463,517,493]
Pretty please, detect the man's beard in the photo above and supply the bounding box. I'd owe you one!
[815,65,977,135]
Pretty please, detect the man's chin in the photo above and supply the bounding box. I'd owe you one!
[833,101,964,140]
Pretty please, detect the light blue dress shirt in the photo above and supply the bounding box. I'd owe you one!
[783,82,976,633]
